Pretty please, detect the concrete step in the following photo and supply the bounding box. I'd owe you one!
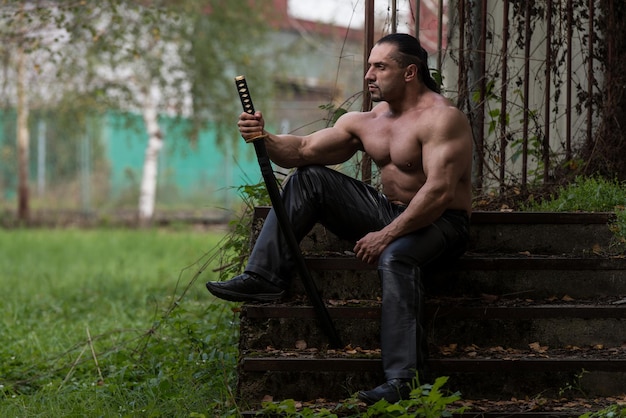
[240,300,626,350]
[238,347,626,402]
[253,207,617,255]
[291,255,626,300]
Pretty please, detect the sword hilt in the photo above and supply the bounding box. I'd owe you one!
[235,75,266,143]
[235,75,255,115]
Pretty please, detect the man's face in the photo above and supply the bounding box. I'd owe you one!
[364,43,405,102]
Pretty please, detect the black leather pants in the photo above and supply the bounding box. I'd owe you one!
[246,165,470,380]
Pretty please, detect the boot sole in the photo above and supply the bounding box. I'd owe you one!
[205,282,285,302]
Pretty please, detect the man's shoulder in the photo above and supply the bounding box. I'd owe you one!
[413,101,471,146]
[335,107,381,128]
[421,102,468,127]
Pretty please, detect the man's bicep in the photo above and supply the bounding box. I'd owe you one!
[423,135,471,186]
[425,110,472,178]
[302,124,362,165]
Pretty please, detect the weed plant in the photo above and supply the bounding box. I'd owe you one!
[0,227,241,416]
[580,405,626,418]
[257,375,465,417]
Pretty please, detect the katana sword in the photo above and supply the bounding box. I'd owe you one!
[234,75,342,348]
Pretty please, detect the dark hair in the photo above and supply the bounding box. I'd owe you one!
[376,33,440,93]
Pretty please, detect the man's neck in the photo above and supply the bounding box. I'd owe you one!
[387,85,430,117]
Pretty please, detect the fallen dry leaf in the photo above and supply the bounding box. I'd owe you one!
[529,342,549,353]
[440,343,458,355]
[481,293,500,303]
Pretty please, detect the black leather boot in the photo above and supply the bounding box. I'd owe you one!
[206,273,285,302]
[357,378,412,404]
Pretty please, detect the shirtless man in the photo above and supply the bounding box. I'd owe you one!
[206,33,473,404]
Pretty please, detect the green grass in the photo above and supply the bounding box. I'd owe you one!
[523,176,626,212]
[522,176,626,249]
[0,227,242,417]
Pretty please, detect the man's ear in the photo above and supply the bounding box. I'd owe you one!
[404,63,418,82]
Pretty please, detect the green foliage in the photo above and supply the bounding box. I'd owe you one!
[257,375,465,418]
[430,68,444,91]
[258,398,344,417]
[523,176,626,213]
[363,376,465,418]
[180,0,275,146]
[579,405,626,418]
[319,90,363,128]
[1,0,275,145]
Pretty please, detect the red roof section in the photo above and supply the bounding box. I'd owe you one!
[269,0,364,43]
[248,0,447,53]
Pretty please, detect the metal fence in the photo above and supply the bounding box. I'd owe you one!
[371,0,601,193]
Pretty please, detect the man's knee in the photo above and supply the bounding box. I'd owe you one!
[378,240,420,276]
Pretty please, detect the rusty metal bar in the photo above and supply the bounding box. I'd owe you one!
[475,0,488,191]
[566,0,573,160]
[437,0,443,73]
[522,0,532,188]
[457,0,466,107]
[361,0,375,184]
[362,0,374,111]
[543,0,552,182]
[586,0,594,147]
[414,0,420,37]
[499,0,510,191]
[391,0,397,33]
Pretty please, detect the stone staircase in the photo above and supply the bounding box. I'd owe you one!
[236,208,626,416]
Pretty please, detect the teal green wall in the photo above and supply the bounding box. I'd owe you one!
[0,110,267,210]
[103,112,263,208]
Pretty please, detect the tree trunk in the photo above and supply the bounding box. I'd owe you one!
[138,87,163,227]
[583,0,626,179]
[17,45,30,222]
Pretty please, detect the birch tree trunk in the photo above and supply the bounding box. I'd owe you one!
[17,44,30,222]
[138,86,163,226]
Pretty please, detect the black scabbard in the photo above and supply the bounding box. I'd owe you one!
[234,75,342,348]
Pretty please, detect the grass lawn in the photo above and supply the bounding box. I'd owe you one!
[0,227,242,417]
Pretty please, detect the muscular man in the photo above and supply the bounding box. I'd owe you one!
[206,33,473,404]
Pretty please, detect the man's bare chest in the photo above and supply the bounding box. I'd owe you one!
[360,122,423,170]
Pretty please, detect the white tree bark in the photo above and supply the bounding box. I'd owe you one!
[17,44,30,222]
[138,85,163,226]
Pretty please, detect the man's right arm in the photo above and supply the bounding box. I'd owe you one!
[238,111,363,168]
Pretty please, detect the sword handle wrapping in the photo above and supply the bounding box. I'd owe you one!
[235,75,255,115]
